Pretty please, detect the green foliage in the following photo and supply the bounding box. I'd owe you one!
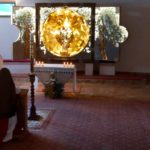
[97,7,128,47]
[44,79,64,99]
[13,7,35,29]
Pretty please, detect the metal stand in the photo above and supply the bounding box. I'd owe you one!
[28,32,41,120]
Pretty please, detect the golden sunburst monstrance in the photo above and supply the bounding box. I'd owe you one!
[41,8,90,57]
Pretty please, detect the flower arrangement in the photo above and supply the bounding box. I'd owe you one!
[13,7,35,30]
[96,7,128,47]
[12,7,35,58]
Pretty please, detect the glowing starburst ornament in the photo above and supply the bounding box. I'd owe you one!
[42,8,90,57]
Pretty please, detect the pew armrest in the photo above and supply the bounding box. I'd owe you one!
[16,89,28,131]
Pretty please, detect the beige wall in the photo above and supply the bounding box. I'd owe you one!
[115,3,150,73]
[0,18,19,59]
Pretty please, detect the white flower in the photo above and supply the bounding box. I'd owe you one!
[40,7,55,24]
[99,7,117,25]
[40,46,47,54]
[118,26,129,43]
[13,7,35,30]
[72,7,91,22]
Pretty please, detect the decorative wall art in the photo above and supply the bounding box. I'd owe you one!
[12,6,35,59]
[35,3,95,63]
[95,7,128,62]
[11,3,128,62]
[41,8,90,57]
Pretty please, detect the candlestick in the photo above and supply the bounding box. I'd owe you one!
[28,31,41,121]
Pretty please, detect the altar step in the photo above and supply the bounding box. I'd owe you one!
[12,72,149,90]
[12,72,150,101]
[77,72,149,85]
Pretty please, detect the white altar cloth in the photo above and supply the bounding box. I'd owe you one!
[34,64,77,91]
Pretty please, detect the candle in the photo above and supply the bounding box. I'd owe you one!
[66,62,68,68]
[42,61,44,67]
[70,62,73,68]
[63,62,66,68]
[39,61,42,66]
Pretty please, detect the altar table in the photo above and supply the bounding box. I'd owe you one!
[34,64,77,91]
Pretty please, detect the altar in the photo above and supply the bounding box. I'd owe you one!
[34,63,77,91]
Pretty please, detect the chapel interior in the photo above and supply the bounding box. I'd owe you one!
[0,0,150,150]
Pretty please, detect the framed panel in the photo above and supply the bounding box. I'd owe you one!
[0,2,15,17]
[35,3,95,63]
[11,6,35,59]
[95,7,120,62]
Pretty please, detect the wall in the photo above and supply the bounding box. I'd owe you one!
[0,18,19,59]
[0,0,15,2]
[0,0,150,73]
